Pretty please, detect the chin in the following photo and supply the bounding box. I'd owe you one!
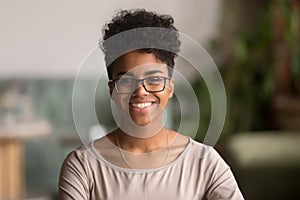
[130,117,152,127]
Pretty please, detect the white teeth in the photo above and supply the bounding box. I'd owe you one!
[131,102,152,108]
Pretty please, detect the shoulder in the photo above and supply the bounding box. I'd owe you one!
[188,139,220,158]
[64,145,91,161]
[187,140,245,199]
[61,145,99,173]
[59,146,95,199]
[186,139,229,171]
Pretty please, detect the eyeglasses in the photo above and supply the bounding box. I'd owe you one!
[110,76,171,94]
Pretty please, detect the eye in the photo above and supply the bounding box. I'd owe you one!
[117,78,135,86]
[146,76,164,84]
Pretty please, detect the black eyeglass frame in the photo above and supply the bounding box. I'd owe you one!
[109,76,171,94]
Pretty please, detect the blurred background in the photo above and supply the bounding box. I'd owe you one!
[0,0,300,199]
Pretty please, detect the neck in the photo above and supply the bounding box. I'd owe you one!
[114,127,168,153]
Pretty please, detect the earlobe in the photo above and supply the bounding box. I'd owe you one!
[169,90,174,98]
[168,79,174,98]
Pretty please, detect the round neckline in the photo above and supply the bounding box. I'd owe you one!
[91,137,192,173]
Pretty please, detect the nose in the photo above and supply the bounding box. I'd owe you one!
[133,81,149,95]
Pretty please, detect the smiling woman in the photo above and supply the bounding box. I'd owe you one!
[58,9,244,200]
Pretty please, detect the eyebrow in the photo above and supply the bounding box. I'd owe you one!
[116,70,164,78]
[116,71,134,77]
[144,70,164,76]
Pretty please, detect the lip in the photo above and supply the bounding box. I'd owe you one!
[129,101,156,113]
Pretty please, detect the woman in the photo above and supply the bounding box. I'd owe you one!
[59,9,244,200]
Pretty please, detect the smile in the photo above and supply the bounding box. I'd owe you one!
[130,102,152,109]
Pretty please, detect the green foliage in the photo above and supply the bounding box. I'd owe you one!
[282,0,300,92]
[219,2,275,135]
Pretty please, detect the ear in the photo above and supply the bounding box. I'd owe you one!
[108,81,114,97]
[168,79,174,98]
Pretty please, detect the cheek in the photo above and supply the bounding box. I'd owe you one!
[159,93,172,106]
[113,95,130,109]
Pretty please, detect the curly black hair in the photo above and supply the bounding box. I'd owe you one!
[100,9,181,80]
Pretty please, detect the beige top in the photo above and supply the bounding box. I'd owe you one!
[59,137,244,200]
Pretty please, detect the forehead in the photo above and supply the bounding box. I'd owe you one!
[112,51,168,78]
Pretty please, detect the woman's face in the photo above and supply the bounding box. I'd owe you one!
[109,51,174,127]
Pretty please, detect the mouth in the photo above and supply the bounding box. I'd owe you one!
[131,102,152,108]
[129,102,154,113]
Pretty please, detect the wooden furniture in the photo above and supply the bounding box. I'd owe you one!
[0,120,51,200]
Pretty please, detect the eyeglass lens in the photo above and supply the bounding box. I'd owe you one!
[115,76,167,93]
